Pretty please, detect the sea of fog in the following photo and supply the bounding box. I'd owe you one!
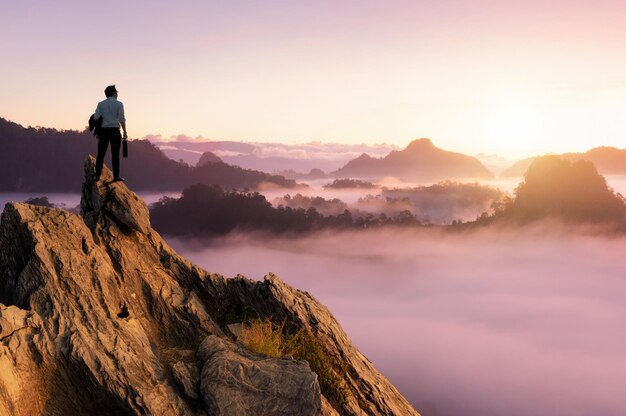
[262,174,626,203]
[2,174,623,213]
[170,227,626,416]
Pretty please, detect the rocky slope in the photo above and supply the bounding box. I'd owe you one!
[0,157,419,416]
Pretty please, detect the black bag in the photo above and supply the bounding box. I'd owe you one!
[123,139,128,158]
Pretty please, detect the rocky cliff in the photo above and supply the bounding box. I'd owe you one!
[0,157,419,416]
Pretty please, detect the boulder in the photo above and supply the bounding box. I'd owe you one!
[198,335,321,415]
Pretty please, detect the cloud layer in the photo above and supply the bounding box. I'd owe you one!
[169,226,626,416]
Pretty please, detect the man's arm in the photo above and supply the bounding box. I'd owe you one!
[121,121,127,139]
[94,103,101,119]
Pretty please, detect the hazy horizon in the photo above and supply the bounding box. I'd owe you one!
[4,114,625,170]
[3,113,625,162]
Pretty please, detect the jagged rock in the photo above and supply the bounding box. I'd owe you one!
[225,322,244,339]
[0,304,30,339]
[195,273,419,415]
[321,396,341,416]
[198,335,321,415]
[0,203,202,415]
[0,157,420,416]
[171,360,200,400]
[81,156,151,234]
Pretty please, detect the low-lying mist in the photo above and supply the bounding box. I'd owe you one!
[270,183,505,225]
[168,225,626,416]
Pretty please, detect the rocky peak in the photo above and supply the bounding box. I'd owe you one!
[81,155,151,234]
[0,157,420,416]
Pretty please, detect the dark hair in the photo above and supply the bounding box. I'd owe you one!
[104,85,118,97]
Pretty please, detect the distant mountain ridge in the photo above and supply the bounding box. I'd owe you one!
[0,117,301,192]
[333,138,494,181]
[501,147,626,177]
[153,140,397,174]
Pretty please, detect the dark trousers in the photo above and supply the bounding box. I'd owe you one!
[96,128,122,178]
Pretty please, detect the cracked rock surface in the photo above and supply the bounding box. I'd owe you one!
[198,335,321,416]
[0,157,419,416]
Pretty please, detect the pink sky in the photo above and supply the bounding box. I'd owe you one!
[1,0,625,158]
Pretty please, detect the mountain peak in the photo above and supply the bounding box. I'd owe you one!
[333,137,493,180]
[80,156,151,234]
[404,138,435,152]
[197,151,223,167]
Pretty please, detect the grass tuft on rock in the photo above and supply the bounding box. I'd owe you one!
[240,319,350,411]
[239,319,285,357]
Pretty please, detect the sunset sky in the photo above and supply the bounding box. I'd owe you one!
[1,0,625,158]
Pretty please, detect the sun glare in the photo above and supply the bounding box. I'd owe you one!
[482,92,552,158]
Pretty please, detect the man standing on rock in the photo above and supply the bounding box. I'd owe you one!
[93,85,127,182]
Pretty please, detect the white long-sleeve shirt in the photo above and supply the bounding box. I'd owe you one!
[94,97,126,128]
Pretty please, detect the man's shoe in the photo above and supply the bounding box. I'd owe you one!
[113,177,125,182]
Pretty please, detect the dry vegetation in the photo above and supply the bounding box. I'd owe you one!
[239,319,350,410]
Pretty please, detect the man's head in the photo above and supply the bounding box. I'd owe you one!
[104,85,118,98]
